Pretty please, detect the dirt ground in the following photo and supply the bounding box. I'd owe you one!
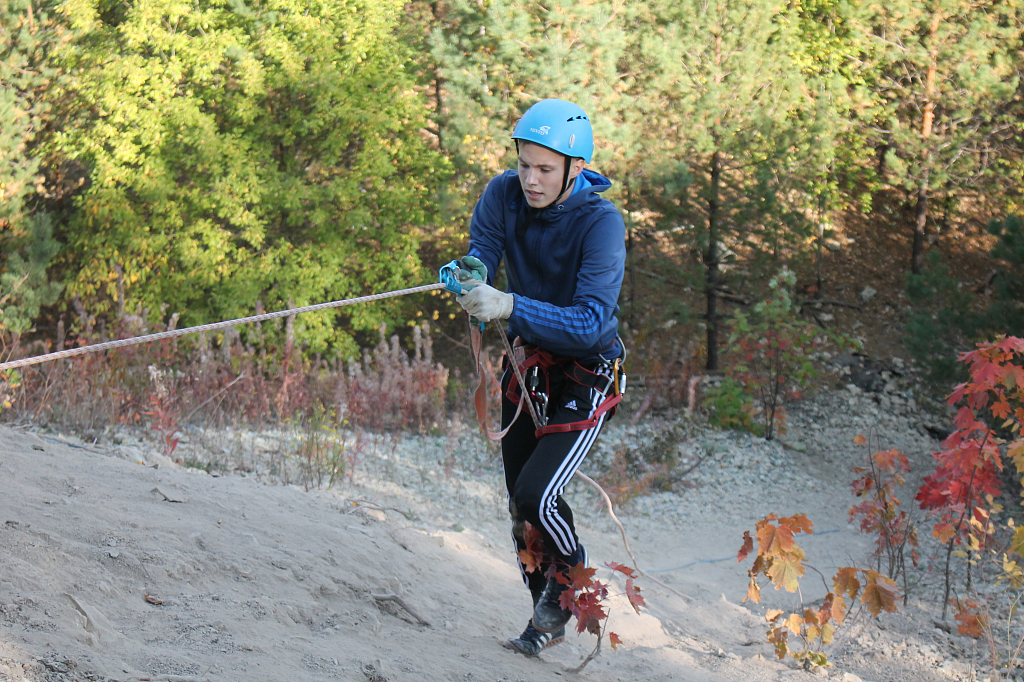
[0,378,1010,682]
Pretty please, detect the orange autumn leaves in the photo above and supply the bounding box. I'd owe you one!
[738,513,813,600]
[738,513,899,664]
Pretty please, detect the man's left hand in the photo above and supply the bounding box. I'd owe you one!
[457,282,514,322]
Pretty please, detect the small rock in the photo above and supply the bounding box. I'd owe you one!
[860,286,877,302]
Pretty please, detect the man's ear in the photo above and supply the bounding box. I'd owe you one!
[570,157,586,179]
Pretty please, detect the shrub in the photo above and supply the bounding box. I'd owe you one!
[703,376,763,436]
[724,268,855,440]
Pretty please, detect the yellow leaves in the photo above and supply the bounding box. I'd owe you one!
[832,567,860,599]
[783,613,804,635]
[1009,439,1024,469]
[767,545,806,593]
[757,522,796,555]
[767,625,789,660]
[806,621,835,646]
[826,593,847,627]
[744,514,901,670]
[854,434,868,446]
[1009,526,1024,557]
[745,576,762,604]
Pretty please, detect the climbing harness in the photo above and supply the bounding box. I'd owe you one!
[445,260,629,441]
[501,344,625,439]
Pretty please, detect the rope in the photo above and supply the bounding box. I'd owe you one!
[0,282,449,372]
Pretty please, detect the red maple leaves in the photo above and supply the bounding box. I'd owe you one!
[519,523,644,648]
[849,439,919,571]
[917,338,1024,553]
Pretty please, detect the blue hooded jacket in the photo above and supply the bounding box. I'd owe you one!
[467,168,626,359]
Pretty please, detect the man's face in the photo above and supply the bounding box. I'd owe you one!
[517,142,582,208]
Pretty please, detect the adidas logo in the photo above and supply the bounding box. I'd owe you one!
[565,399,577,410]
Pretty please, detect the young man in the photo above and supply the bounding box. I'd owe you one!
[446,98,626,656]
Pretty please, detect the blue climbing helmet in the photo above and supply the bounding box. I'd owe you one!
[511,99,593,163]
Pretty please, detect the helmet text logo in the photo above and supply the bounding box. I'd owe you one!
[530,126,551,135]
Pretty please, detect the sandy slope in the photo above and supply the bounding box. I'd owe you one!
[0,399,987,682]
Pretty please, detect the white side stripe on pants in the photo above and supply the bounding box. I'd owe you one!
[538,383,609,556]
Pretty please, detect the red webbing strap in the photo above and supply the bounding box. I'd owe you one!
[471,322,523,441]
[503,347,560,405]
[534,393,621,438]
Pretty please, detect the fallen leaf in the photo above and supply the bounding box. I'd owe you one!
[144,594,164,605]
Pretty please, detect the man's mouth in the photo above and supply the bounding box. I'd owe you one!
[525,190,543,201]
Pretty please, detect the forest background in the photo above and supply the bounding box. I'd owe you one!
[4,0,1024,417]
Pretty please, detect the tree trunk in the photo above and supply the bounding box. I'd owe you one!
[816,220,824,295]
[912,178,929,274]
[912,5,941,275]
[706,149,722,371]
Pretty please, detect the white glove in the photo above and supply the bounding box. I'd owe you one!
[457,281,514,322]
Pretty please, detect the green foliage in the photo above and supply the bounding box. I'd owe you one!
[904,250,978,389]
[0,213,63,340]
[726,268,856,440]
[291,401,349,491]
[405,0,655,245]
[1,0,65,349]
[0,85,39,228]
[904,218,1024,391]
[50,0,449,355]
[644,0,819,253]
[852,0,1022,270]
[986,216,1024,338]
[704,377,764,437]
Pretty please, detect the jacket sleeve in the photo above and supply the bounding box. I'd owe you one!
[507,208,626,356]
[465,174,509,286]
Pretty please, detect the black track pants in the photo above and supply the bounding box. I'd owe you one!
[500,362,612,590]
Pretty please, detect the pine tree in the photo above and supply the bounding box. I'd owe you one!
[643,0,813,370]
[409,0,658,223]
[852,0,1022,274]
[0,0,64,343]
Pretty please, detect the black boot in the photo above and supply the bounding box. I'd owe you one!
[532,544,586,633]
[502,620,566,656]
